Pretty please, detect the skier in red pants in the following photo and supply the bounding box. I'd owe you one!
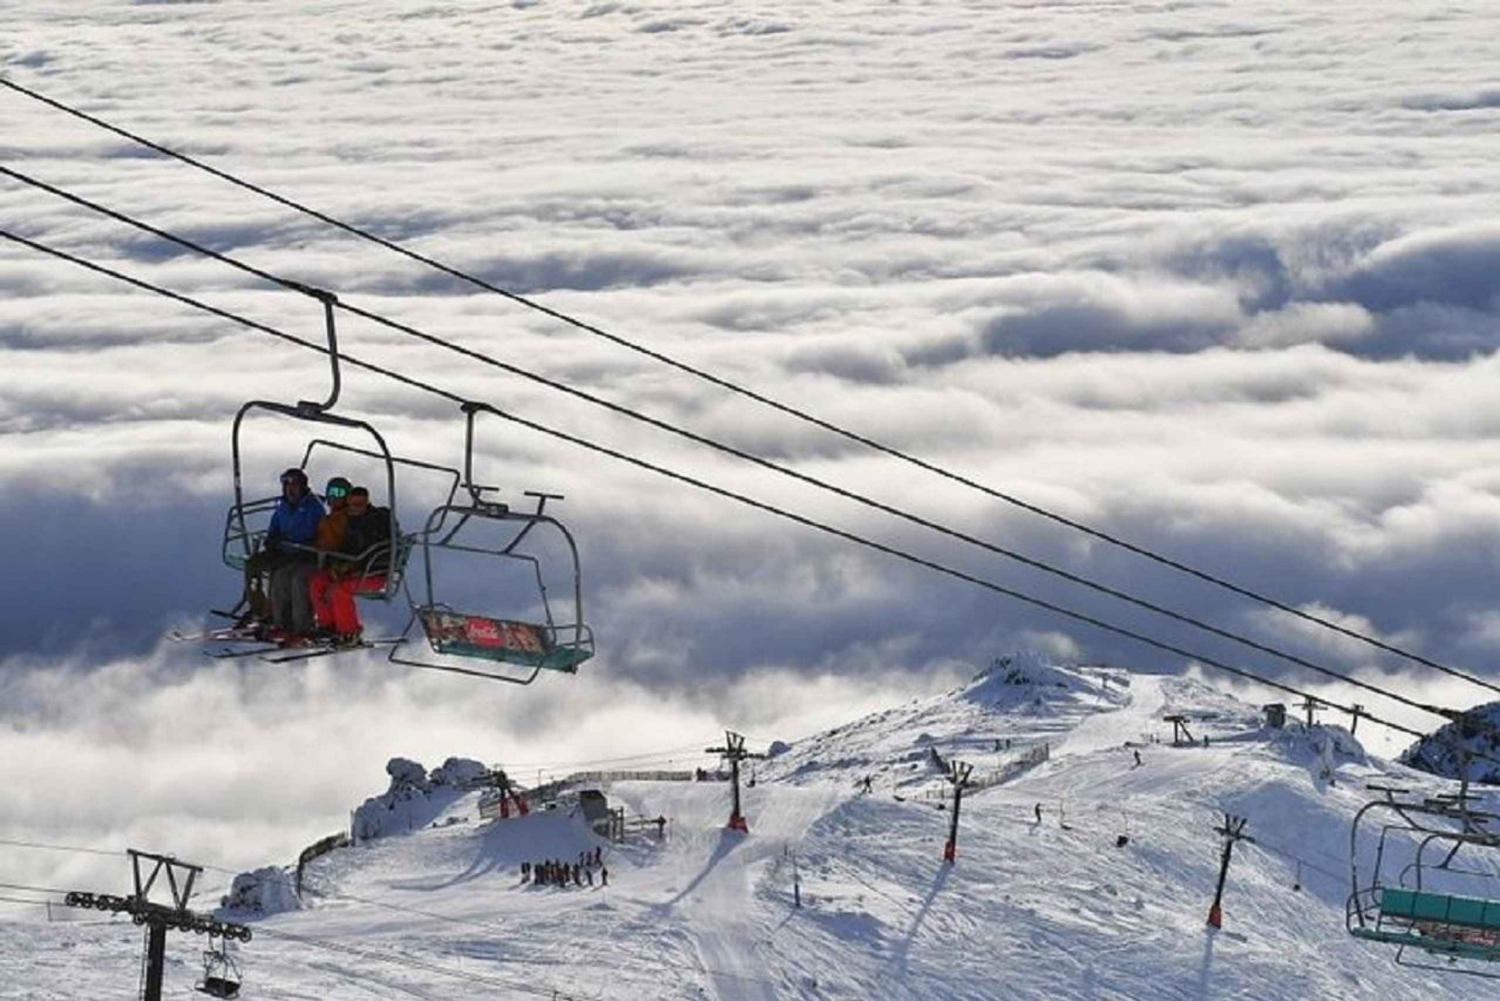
[309,486,393,645]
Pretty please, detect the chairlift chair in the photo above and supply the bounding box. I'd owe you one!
[196,935,242,999]
[390,402,595,684]
[1346,738,1500,978]
[217,291,455,615]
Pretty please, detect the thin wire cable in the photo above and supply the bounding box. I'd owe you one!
[1,838,524,940]
[0,837,120,858]
[0,226,1471,754]
[0,894,57,907]
[498,742,717,770]
[0,166,1479,722]
[1252,835,1347,885]
[1,74,1488,700]
[0,880,72,895]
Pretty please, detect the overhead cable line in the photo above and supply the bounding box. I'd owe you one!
[1,226,1475,753]
[0,167,1478,725]
[2,75,1490,701]
[0,837,119,858]
[0,837,519,940]
[1251,835,1347,885]
[497,741,719,770]
[0,893,56,907]
[0,880,72,896]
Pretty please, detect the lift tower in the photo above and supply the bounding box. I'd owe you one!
[64,849,251,1001]
[707,730,766,833]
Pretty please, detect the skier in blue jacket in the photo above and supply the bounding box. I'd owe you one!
[262,468,325,644]
[266,468,325,549]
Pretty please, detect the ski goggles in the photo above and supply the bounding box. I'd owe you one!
[325,484,349,499]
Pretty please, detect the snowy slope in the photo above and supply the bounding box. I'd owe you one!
[5,656,1495,1000]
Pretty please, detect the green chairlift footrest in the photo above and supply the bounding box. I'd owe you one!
[1353,888,1500,962]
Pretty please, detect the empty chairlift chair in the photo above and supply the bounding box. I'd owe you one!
[196,936,242,999]
[390,402,595,684]
[1346,774,1500,978]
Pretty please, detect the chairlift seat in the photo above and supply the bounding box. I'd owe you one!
[197,976,241,998]
[1380,888,1500,932]
[418,608,590,673]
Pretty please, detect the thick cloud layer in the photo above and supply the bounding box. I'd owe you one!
[4,0,1500,880]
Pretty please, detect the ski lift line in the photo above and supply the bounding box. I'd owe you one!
[1250,837,1346,885]
[0,837,120,858]
[1,168,1483,719]
[500,741,722,769]
[0,835,520,940]
[0,227,1444,744]
[0,893,55,907]
[1,227,1482,753]
[2,76,1486,701]
[0,880,72,896]
[501,745,716,769]
[0,172,1433,703]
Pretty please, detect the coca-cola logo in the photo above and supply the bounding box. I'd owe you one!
[466,617,503,647]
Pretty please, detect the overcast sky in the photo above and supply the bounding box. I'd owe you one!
[4,0,1500,887]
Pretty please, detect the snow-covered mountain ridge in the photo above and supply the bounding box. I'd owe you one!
[1401,700,1500,785]
[5,657,1490,1000]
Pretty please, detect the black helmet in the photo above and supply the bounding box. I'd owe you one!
[280,467,308,487]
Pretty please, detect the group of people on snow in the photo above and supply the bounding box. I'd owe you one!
[522,849,607,888]
[240,467,395,648]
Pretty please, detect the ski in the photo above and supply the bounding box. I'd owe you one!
[206,644,282,660]
[258,637,403,664]
[173,625,267,644]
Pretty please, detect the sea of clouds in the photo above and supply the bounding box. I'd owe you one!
[3,0,1500,883]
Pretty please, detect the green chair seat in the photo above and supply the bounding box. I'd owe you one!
[1380,888,1500,932]
[419,609,591,674]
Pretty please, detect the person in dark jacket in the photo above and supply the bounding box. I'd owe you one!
[313,485,395,644]
[263,468,326,645]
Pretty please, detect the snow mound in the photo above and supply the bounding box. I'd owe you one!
[1400,701,1500,784]
[352,755,485,841]
[965,651,1127,713]
[764,651,1120,792]
[430,756,488,788]
[1261,722,1369,788]
[221,866,300,916]
[1158,674,1263,729]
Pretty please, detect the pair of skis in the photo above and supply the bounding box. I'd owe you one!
[169,622,401,664]
[253,636,402,664]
